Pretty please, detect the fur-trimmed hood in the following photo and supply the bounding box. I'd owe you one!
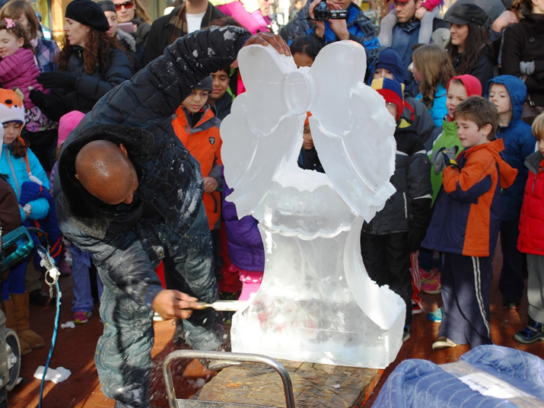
[116,28,137,53]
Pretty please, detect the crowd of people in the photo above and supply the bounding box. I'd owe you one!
[0,0,543,406]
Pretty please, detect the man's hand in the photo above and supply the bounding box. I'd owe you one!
[152,289,203,320]
[244,32,291,56]
[415,6,427,20]
[203,177,219,193]
[328,2,349,40]
[309,0,326,38]
[491,10,518,33]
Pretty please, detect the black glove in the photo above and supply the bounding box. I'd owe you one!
[407,227,427,253]
[29,89,49,109]
[37,71,77,90]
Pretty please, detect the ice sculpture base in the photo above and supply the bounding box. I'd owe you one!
[231,227,405,369]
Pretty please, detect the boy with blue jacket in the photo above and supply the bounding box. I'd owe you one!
[486,75,537,310]
[423,96,517,350]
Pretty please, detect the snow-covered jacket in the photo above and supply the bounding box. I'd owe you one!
[362,124,432,235]
[0,48,44,109]
[54,26,251,309]
[518,151,544,256]
[485,75,537,221]
[0,144,50,221]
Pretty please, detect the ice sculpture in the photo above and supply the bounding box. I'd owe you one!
[221,41,406,368]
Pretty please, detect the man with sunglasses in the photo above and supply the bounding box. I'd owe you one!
[144,0,225,64]
[55,27,290,408]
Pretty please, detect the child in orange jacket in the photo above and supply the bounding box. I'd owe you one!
[172,76,222,231]
[422,96,517,350]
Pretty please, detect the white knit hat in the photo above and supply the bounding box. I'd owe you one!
[0,88,25,125]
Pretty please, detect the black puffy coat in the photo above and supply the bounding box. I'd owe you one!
[501,13,544,106]
[451,44,495,91]
[54,26,251,308]
[40,46,133,121]
[362,125,432,235]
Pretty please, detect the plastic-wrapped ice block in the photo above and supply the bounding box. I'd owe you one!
[221,41,405,368]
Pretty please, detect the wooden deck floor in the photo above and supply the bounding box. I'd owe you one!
[8,243,544,408]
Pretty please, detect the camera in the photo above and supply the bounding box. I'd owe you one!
[314,0,348,21]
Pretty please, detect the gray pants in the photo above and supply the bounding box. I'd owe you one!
[527,254,544,323]
[96,205,222,408]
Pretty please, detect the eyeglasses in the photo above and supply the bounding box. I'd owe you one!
[115,1,134,11]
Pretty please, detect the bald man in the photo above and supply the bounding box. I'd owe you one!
[54,27,290,408]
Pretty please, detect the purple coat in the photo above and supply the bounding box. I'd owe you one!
[0,48,44,110]
[222,176,264,271]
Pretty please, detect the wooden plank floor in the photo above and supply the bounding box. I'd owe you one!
[8,241,544,408]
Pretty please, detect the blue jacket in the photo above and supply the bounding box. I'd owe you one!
[416,83,447,127]
[287,2,379,68]
[0,145,50,221]
[485,75,537,221]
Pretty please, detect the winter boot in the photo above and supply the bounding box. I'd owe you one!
[12,293,45,349]
[3,298,32,355]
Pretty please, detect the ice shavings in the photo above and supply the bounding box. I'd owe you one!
[34,366,71,383]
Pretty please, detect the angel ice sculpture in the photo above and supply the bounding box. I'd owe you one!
[222,41,406,368]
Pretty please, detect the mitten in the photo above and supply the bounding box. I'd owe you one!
[520,61,535,76]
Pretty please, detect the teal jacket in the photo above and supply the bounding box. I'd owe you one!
[0,144,50,220]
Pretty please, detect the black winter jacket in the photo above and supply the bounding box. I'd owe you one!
[501,13,544,106]
[362,125,432,235]
[451,44,495,92]
[144,3,225,65]
[39,46,133,121]
[54,26,251,309]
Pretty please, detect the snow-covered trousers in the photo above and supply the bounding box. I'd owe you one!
[95,205,222,408]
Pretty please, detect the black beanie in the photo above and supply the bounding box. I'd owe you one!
[97,0,116,13]
[65,0,110,32]
[195,76,213,92]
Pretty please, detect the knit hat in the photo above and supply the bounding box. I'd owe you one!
[444,3,489,27]
[58,110,85,148]
[447,74,482,98]
[65,0,110,32]
[97,0,116,13]
[0,88,25,125]
[371,78,404,122]
[195,76,213,92]
[375,48,405,84]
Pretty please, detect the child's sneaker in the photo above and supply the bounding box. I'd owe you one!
[403,325,411,342]
[503,299,521,311]
[72,311,91,324]
[412,299,424,314]
[418,268,435,282]
[421,274,441,294]
[432,336,457,350]
[427,308,444,323]
[514,321,544,344]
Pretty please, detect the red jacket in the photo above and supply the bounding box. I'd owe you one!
[0,48,44,110]
[172,105,222,230]
[518,152,544,256]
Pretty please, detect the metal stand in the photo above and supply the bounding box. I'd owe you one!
[163,350,296,408]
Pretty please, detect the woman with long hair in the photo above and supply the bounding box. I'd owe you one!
[444,2,495,90]
[29,0,133,121]
[412,44,456,126]
[501,0,544,109]
[112,0,150,64]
